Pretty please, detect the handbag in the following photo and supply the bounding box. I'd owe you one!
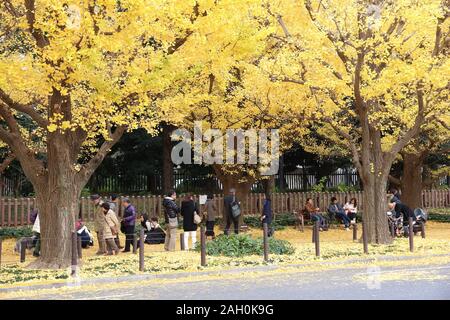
[193,211,202,224]
[168,217,178,228]
[120,220,126,234]
[230,196,241,218]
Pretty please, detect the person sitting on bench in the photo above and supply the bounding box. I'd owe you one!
[304,198,328,231]
[328,197,352,230]
[344,198,358,224]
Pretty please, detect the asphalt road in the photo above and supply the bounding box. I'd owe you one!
[11,262,450,300]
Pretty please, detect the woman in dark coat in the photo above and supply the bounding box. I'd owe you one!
[180,194,200,250]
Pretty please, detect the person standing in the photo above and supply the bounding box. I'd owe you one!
[224,188,240,235]
[121,197,136,253]
[205,194,217,239]
[91,194,107,255]
[101,202,120,255]
[32,213,40,257]
[108,194,123,249]
[260,193,273,237]
[180,194,200,250]
[163,190,180,251]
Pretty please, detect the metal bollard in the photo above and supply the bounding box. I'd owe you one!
[353,223,358,241]
[200,226,206,266]
[133,234,138,254]
[0,238,2,268]
[139,229,145,272]
[20,238,27,263]
[362,220,368,254]
[180,233,185,251]
[312,222,316,243]
[71,231,78,276]
[409,218,414,252]
[77,235,82,259]
[314,220,320,257]
[263,223,269,262]
[421,222,425,239]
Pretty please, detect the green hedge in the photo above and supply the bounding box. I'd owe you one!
[195,234,295,257]
[0,226,33,239]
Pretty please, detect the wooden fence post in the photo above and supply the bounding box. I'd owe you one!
[71,231,78,276]
[353,223,357,241]
[133,234,138,254]
[390,221,395,238]
[421,222,426,239]
[180,233,185,251]
[314,220,320,257]
[312,221,316,243]
[263,223,269,262]
[0,237,2,268]
[139,228,145,272]
[77,235,82,259]
[20,238,26,263]
[362,220,369,254]
[409,217,414,252]
[200,226,206,266]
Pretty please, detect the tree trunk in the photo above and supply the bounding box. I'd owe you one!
[28,135,82,269]
[162,124,175,194]
[401,152,423,209]
[213,165,253,228]
[361,174,391,244]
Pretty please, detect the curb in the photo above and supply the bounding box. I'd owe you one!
[1,253,449,293]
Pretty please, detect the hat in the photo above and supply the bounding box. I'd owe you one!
[90,194,100,200]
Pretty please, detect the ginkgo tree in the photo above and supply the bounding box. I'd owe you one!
[263,0,449,243]
[155,0,307,204]
[0,0,210,268]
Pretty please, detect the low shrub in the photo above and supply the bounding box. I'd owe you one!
[195,234,295,257]
[0,226,33,239]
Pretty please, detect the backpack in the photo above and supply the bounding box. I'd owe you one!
[230,196,241,218]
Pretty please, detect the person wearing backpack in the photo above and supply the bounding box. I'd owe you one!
[224,188,241,235]
[180,193,200,250]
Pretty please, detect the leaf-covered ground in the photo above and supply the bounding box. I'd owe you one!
[1,220,449,287]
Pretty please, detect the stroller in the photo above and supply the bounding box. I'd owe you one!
[387,208,427,237]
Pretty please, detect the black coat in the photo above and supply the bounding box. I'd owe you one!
[163,197,180,223]
[181,200,199,232]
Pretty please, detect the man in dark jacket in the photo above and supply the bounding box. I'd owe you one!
[163,190,180,251]
[224,188,240,235]
[388,202,415,225]
[121,197,136,252]
[328,197,351,230]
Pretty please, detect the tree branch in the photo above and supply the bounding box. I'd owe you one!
[0,88,48,128]
[78,126,126,184]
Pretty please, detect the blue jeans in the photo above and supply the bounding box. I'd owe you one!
[311,214,326,228]
[336,212,351,227]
